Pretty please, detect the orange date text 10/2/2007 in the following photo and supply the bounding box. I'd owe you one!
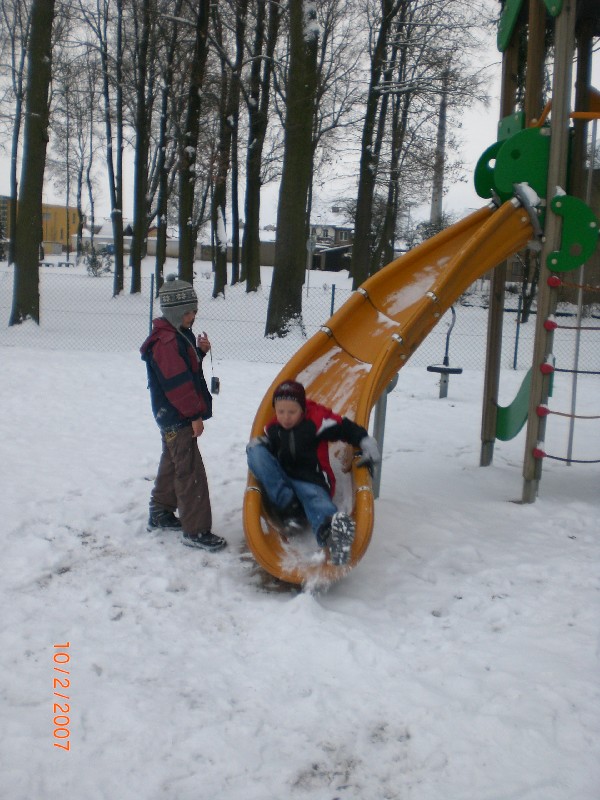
[53,643,71,751]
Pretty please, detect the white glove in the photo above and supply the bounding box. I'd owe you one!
[246,435,271,452]
[356,436,380,472]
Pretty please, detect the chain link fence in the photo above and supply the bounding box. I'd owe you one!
[1,265,598,373]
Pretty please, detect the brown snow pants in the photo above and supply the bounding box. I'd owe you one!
[151,424,212,535]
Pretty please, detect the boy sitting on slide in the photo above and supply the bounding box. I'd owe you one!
[246,380,380,566]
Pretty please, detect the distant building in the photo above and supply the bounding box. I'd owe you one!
[0,195,81,252]
[310,223,353,247]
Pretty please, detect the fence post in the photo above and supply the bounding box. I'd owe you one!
[330,284,336,317]
[149,273,154,334]
[513,294,522,370]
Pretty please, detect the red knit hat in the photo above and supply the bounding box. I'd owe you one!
[272,380,306,410]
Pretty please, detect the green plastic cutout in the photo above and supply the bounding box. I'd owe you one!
[474,141,504,200]
[498,112,525,141]
[497,0,525,52]
[496,369,554,442]
[494,127,551,200]
[496,369,532,441]
[542,0,562,16]
[546,195,600,272]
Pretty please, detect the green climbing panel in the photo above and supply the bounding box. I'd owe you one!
[546,194,600,272]
[497,0,525,52]
[474,125,551,205]
[494,127,551,201]
[497,0,562,52]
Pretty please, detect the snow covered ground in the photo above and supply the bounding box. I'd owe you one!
[1,266,599,799]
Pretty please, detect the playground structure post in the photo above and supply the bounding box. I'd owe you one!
[521,0,577,503]
[479,27,520,468]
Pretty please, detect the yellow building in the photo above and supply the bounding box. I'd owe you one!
[0,195,81,251]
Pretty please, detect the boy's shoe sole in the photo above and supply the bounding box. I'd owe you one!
[182,531,227,552]
[329,512,355,566]
[147,520,182,532]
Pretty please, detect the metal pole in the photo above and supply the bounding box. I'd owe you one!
[330,284,336,317]
[149,273,154,334]
[306,235,315,296]
[566,119,597,464]
[513,294,522,370]
[371,374,399,499]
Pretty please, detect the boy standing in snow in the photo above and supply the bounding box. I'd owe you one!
[246,380,380,566]
[140,274,227,552]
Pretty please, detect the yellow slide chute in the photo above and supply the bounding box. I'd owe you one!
[243,199,535,587]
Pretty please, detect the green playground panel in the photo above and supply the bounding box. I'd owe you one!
[546,194,600,273]
[496,368,554,442]
[498,112,525,141]
[494,127,551,200]
[474,125,551,204]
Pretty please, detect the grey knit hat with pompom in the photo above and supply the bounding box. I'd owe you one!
[159,273,198,329]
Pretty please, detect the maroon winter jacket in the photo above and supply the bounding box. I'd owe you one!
[140,318,212,430]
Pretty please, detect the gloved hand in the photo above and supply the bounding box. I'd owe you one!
[356,435,381,474]
[246,435,271,453]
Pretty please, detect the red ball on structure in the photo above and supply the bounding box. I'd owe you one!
[547,275,562,288]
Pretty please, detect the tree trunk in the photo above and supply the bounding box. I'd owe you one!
[8,87,23,267]
[96,0,125,295]
[178,0,210,283]
[230,122,240,285]
[130,0,153,294]
[229,0,247,286]
[5,3,30,267]
[430,68,449,228]
[265,0,319,337]
[350,0,398,289]
[153,0,182,291]
[10,0,55,326]
[242,0,280,292]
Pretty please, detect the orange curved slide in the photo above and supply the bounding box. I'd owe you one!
[243,199,535,587]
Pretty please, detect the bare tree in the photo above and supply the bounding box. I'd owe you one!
[351,0,488,286]
[265,0,319,337]
[150,0,184,290]
[0,0,31,265]
[127,0,161,293]
[240,0,281,292]
[9,0,55,325]
[78,0,127,294]
[210,0,248,297]
[176,0,211,283]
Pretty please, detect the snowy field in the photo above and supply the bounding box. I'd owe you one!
[1,262,599,799]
